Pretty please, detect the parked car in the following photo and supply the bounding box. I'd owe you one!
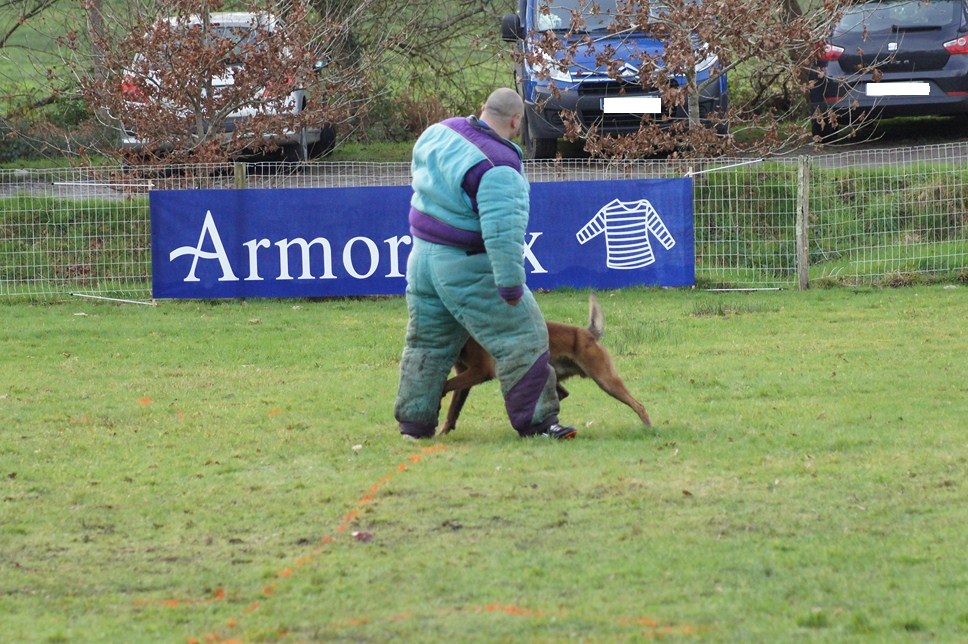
[119,12,335,160]
[501,0,728,158]
[810,0,968,138]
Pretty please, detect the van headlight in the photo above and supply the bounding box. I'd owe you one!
[694,51,718,74]
[548,66,574,82]
[530,51,573,83]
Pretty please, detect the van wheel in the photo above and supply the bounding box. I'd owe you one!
[283,141,309,162]
[309,126,336,158]
[522,112,557,159]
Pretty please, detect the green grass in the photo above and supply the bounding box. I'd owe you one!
[693,161,968,285]
[325,140,414,163]
[0,6,61,97]
[0,194,150,287]
[2,286,966,641]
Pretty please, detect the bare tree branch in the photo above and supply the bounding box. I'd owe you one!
[521,0,842,159]
[0,0,58,49]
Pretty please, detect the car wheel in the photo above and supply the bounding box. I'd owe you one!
[812,117,838,141]
[811,106,840,141]
[522,111,557,159]
[309,126,336,158]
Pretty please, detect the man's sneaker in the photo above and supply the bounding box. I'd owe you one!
[399,422,435,440]
[542,423,577,440]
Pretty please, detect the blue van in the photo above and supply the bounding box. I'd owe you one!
[501,0,728,158]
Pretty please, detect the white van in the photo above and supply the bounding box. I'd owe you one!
[119,12,335,160]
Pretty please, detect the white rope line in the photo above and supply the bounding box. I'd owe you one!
[52,181,156,188]
[684,158,764,177]
[71,293,158,306]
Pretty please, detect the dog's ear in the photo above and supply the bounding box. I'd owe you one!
[587,292,604,340]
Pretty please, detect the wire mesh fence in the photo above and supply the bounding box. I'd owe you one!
[2,143,966,302]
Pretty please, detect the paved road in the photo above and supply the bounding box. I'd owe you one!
[3,115,968,198]
[780,115,968,166]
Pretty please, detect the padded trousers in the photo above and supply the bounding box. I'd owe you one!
[394,239,560,437]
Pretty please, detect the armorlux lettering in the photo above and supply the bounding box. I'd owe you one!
[343,237,378,279]
[242,238,271,281]
[170,212,416,282]
[275,237,336,280]
[169,210,238,282]
[523,232,548,274]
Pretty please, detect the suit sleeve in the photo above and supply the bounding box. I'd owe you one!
[477,166,530,300]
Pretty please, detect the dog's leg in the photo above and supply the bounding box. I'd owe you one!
[443,367,492,393]
[440,338,497,435]
[440,386,470,434]
[585,294,651,426]
[439,361,473,435]
[442,338,494,393]
[576,344,652,427]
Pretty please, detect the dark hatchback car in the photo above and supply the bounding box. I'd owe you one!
[810,0,968,138]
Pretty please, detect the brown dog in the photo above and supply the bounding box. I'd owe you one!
[438,293,651,434]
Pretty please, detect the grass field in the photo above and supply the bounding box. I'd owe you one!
[2,286,966,642]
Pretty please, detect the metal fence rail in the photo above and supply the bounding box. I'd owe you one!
[2,143,966,302]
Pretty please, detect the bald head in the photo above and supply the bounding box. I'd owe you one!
[480,88,524,140]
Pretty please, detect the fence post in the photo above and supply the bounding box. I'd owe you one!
[233,162,247,189]
[796,155,810,291]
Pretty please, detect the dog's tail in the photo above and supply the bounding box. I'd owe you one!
[587,292,604,340]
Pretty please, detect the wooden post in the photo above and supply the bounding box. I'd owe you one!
[795,156,810,291]
[233,162,247,190]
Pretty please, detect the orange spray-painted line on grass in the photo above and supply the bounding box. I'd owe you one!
[479,603,554,618]
[322,604,700,638]
[178,444,447,643]
[167,441,698,642]
[133,586,226,609]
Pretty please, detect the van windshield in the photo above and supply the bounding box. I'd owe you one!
[534,0,668,32]
[211,25,265,64]
[153,17,279,64]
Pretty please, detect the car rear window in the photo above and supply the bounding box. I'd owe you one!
[834,0,963,35]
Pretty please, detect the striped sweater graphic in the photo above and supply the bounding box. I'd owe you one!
[576,198,675,269]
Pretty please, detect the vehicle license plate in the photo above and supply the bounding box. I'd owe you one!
[865,82,930,97]
[601,96,662,114]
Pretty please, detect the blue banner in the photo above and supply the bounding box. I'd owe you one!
[150,178,693,299]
